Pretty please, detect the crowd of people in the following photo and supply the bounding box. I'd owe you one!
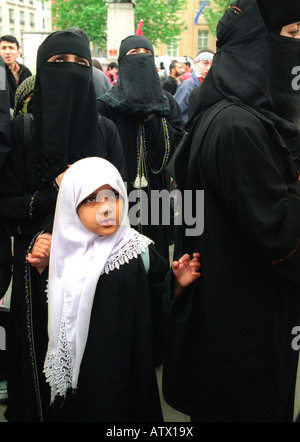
[0,0,300,423]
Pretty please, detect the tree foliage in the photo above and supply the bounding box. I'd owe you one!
[134,0,188,47]
[203,0,232,36]
[49,0,188,51]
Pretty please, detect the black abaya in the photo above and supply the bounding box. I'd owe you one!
[97,94,183,261]
[50,245,168,422]
[163,0,300,422]
[0,30,127,421]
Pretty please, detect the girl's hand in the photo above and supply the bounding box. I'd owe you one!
[172,252,201,300]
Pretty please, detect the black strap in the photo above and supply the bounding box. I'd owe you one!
[23,113,32,148]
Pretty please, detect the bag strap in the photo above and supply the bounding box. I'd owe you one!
[23,113,32,147]
[141,248,150,274]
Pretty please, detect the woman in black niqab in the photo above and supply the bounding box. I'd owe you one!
[101,35,170,116]
[33,30,101,182]
[0,29,126,422]
[163,0,300,422]
[98,35,184,367]
[98,35,184,263]
[184,0,300,171]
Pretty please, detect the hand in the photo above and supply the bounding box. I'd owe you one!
[26,233,52,274]
[172,252,201,300]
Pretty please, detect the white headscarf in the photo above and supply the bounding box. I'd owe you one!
[44,157,152,403]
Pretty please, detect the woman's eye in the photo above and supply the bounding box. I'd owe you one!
[54,57,64,63]
[78,59,88,66]
[291,30,300,37]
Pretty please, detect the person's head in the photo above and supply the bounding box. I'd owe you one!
[194,50,214,79]
[33,29,99,182]
[169,61,183,79]
[183,61,191,72]
[92,58,103,71]
[36,29,92,69]
[118,35,154,62]
[101,34,170,117]
[60,157,128,238]
[188,0,300,127]
[107,62,118,74]
[0,35,20,68]
[256,0,300,34]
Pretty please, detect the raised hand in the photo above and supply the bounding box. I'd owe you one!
[172,252,201,300]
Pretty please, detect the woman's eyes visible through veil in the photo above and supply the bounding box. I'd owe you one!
[47,54,90,66]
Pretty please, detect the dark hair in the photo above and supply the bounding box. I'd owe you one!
[169,60,178,71]
[108,62,118,70]
[92,58,103,71]
[0,35,19,49]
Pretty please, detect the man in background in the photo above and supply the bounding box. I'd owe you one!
[0,35,32,111]
[174,49,214,122]
[162,60,183,95]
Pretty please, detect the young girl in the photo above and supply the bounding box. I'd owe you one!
[34,157,200,422]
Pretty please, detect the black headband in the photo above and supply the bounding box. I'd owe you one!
[118,35,154,61]
[256,0,300,31]
[37,30,92,67]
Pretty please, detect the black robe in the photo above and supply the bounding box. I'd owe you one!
[97,93,184,262]
[163,100,300,422]
[50,245,168,422]
[163,1,300,422]
[0,114,126,422]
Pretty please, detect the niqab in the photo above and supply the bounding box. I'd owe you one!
[100,35,170,116]
[186,0,300,169]
[257,0,300,32]
[32,30,100,181]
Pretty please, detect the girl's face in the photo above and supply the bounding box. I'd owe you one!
[77,184,123,236]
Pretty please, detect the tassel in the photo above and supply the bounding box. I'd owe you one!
[133,174,148,188]
[140,174,148,187]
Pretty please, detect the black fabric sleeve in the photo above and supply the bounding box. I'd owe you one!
[162,269,194,322]
[101,116,128,182]
[203,107,300,284]
[0,184,58,222]
[147,244,169,300]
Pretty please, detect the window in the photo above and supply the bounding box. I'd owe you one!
[30,13,35,27]
[9,9,15,25]
[167,37,179,58]
[197,30,209,51]
[20,11,25,26]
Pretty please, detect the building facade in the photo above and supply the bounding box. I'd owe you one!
[0,0,52,54]
[155,0,216,59]
[0,0,216,68]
